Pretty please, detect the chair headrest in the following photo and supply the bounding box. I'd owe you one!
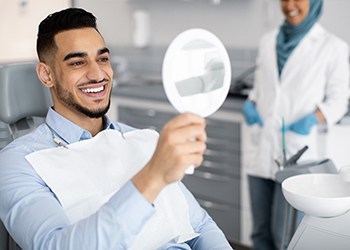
[0,62,52,124]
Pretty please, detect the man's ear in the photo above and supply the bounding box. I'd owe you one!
[36,62,54,87]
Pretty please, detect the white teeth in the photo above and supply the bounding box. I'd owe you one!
[289,10,299,17]
[82,86,104,93]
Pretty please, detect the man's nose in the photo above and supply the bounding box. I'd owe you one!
[86,62,105,82]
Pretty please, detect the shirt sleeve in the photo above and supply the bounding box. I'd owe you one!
[0,144,154,250]
[178,182,233,250]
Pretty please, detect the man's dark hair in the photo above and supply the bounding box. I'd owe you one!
[36,8,98,63]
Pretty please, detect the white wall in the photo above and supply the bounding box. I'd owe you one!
[2,0,350,62]
[321,0,350,45]
[74,0,350,50]
[74,0,132,47]
[75,0,282,49]
[0,0,70,63]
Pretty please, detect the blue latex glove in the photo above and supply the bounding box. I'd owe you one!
[285,113,318,135]
[242,100,263,127]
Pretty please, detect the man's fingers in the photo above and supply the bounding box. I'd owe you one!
[164,113,206,131]
[179,140,207,155]
[161,114,207,145]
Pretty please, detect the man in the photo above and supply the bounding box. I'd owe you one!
[0,8,232,249]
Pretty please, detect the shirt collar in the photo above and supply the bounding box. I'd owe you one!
[45,108,116,144]
[104,116,116,130]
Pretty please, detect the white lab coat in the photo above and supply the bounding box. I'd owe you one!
[245,23,350,179]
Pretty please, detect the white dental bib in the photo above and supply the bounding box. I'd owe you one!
[26,129,198,249]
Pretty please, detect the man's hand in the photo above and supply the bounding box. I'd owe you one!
[132,113,207,203]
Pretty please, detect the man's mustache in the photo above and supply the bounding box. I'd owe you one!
[78,78,109,87]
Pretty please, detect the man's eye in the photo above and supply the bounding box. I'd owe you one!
[99,57,109,63]
[70,61,84,66]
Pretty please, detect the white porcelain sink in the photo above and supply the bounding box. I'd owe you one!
[282,173,350,217]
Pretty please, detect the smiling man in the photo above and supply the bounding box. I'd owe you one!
[36,26,114,135]
[0,8,232,249]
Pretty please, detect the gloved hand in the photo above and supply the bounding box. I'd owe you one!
[285,113,318,135]
[242,100,263,127]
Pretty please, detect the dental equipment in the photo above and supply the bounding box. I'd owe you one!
[276,158,338,250]
[282,168,350,250]
[285,145,308,167]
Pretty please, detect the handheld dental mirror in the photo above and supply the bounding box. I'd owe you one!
[162,28,231,174]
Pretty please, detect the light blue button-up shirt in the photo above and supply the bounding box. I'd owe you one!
[0,108,232,250]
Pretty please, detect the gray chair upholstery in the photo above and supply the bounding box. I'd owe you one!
[0,222,9,250]
[0,62,52,122]
[0,62,52,250]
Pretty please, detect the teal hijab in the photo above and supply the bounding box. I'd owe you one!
[276,0,323,76]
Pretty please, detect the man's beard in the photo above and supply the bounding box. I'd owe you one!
[56,83,110,119]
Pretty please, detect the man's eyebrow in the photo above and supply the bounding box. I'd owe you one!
[98,47,110,55]
[63,52,87,61]
[63,48,109,61]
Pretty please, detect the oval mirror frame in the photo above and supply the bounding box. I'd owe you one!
[162,28,231,117]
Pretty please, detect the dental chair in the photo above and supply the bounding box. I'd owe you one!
[0,62,52,250]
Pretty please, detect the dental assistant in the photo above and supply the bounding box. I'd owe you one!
[242,0,349,249]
